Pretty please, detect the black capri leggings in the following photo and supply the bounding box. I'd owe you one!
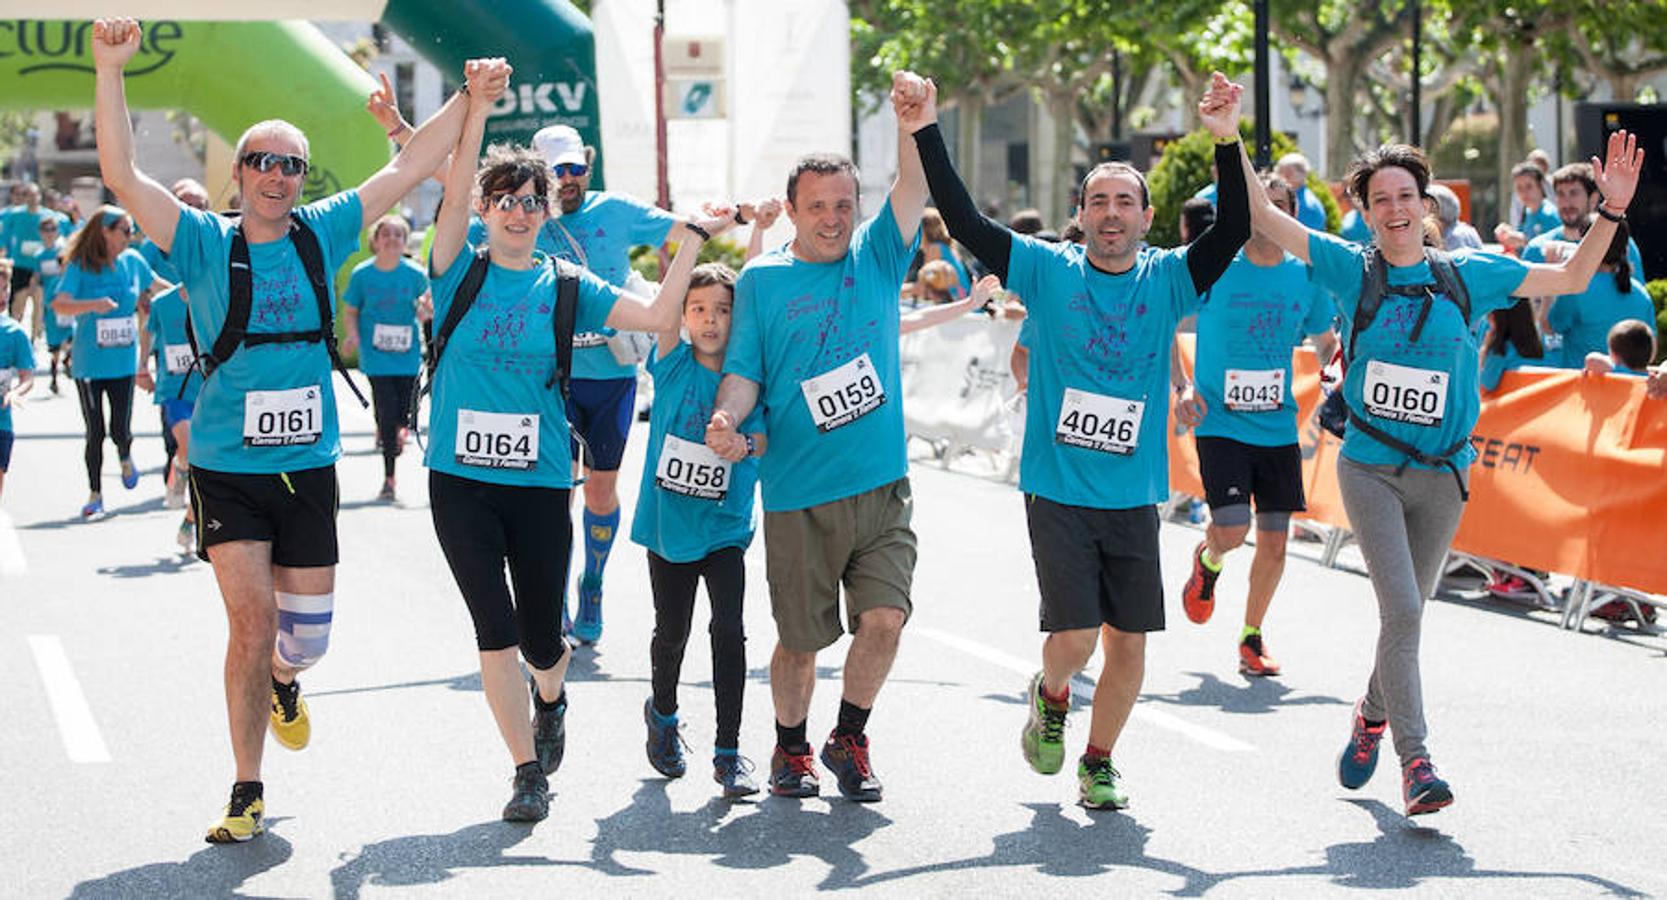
[75,376,135,494]
[370,375,417,477]
[429,470,572,669]
[648,546,747,751]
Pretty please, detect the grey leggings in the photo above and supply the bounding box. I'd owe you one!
[1337,456,1467,767]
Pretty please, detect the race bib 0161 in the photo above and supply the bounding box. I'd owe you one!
[371,323,413,354]
[455,409,539,470]
[1055,387,1143,455]
[655,434,732,500]
[1224,368,1285,412]
[1363,360,1447,426]
[243,385,324,446]
[800,353,886,433]
[96,315,138,348]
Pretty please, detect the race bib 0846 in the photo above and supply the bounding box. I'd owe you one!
[455,409,539,470]
[1224,368,1285,412]
[800,353,886,433]
[1055,388,1143,455]
[96,315,137,348]
[655,434,731,500]
[1363,360,1447,426]
[371,323,413,353]
[243,385,323,446]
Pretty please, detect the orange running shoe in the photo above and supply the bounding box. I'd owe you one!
[1238,632,1281,676]
[1181,543,1219,624]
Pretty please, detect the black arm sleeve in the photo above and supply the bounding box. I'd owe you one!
[1186,141,1253,295]
[913,123,1014,281]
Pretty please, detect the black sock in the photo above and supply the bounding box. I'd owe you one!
[533,686,566,712]
[1364,717,1386,729]
[231,780,263,799]
[383,454,397,478]
[515,760,543,778]
[835,700,871,737]
[776,719,808,753]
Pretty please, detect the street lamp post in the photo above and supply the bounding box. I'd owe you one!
[1409,0,1422,146]
[1253,0,1271,168]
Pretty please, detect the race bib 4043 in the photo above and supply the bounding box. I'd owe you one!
[801,353,886,433]
[1055,388,1143,455]
[371,323,413,353]
[455,409,539,470]
[1363,360,1448,427]
[243,385,323,446]
[1224,368,1284,412]
[97,315,137,348]
[655,434,731,500]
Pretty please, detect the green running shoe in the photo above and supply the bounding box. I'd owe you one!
[1078,755,1128,810]
[1021,671,1067,775]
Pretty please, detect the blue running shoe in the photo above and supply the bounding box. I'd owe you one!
[1402,757,1453,816]
[572,573,603,644]
[643,698,687,778]
[1338,697,1387,790]
[81,496,104,519]
[120,458,139,490]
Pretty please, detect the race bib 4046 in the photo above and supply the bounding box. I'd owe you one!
[1363,360,1447,426]
[243,385,324,446]
[1055,388,1143,455]
[455,409,539,470]
[655,434,731,500]
[1224,368,1284,412]
[801,353,886,433]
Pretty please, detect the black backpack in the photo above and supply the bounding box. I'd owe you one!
[1316,245,1473,497]
[180,212,367,408]
[406,248,581,434]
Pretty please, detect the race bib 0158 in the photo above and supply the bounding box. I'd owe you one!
[655,434,732,500]
[1055,387,1143,455]
[800,353,886,433]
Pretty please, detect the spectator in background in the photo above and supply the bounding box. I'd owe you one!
[917,207,971,294]
[1582,318,1656,376]
[1180,197,1216,244]
[1427,184,1482,251]
[1007,208,1044,235]
[1506,150,1554,231]
[1545,219,1654,368]
[1495,161,1562,252]
[1193,163,1219,206]
[1479,299,1547,393]
[1528,163,1644,275]
[1275,153,1327,230]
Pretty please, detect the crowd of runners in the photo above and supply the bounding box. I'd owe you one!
[0,16,1652,843]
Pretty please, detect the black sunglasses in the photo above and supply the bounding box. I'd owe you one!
[240,151,309,177]
[489,193,549,214]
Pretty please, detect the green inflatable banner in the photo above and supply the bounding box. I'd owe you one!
[0,19,387,203]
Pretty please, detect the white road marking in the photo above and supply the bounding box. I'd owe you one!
[27,635,112,763]
[0,510,25,575]
[912,625,1255,753]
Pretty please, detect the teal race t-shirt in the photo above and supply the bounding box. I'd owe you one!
[343,257,429,377]
[1546,276,1655,369]
[60,248,155,380]
[144,285,201,405]
[0,313,35,433]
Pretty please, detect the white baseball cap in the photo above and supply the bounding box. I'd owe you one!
[533,124,587,168]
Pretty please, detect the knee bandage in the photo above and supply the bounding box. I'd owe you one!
[274,591,334,670]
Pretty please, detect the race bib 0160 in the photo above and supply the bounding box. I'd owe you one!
[371,323,413,353]
[243,385,323,446]
[1363,360,1447,427]
[1055,387,1143,455]
[96,315,138,348]
[1224,368,1285,412]
[455,409,539,470]
[163,344,196,376]
[655,434,732,500]
[800,353,886,433]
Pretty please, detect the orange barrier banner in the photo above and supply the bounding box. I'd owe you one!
[1167,335,1667,595]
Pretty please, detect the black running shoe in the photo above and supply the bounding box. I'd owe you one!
[530,678,567,775]
[820,732,883,802]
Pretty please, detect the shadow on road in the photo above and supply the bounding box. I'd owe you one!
[309,670,483,699]
[22,496,165,530]
[330,819,560,900]
[588,779,893,888]
[1142,671,1350,715]
[97,553,197,578]
[68,819,294,899]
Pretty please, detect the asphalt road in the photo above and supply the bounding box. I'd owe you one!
[1,370,1662,898]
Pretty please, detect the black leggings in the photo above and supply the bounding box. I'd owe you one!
[648,547,747,750]
[75,376,135,494]
[429,470,571,669]
[370,375,417,478]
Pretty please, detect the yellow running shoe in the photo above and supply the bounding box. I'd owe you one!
[270,676,310,750]
[205,783,265,843]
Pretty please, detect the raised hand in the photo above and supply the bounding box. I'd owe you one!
[969,273,1001,311]
[366,71,406,134]
[91,18,142,71]
[464,58,512,108]
[753,198,783,229]
[1593,129,1645,213]
[1198,71,1244,142]
[891,71,937,133]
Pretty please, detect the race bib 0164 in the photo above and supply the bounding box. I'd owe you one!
[1363,360,1447,427]
[371,323,413,354]
[1055,387,1143,455]
[800,353,886,433]
[455,409,539,470]
[655,434,732,500]
[96,315,137,348]
[1224,368,1285,412]
[243,385,323,446]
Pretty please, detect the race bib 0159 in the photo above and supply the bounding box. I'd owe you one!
[1224,368,1284,412]
[655,434,732,500]
[1363,360,1447,427]
[243,385,323,446]
[455,409,539,470]
[800,353,886,433]
[1055,387,1143,455]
